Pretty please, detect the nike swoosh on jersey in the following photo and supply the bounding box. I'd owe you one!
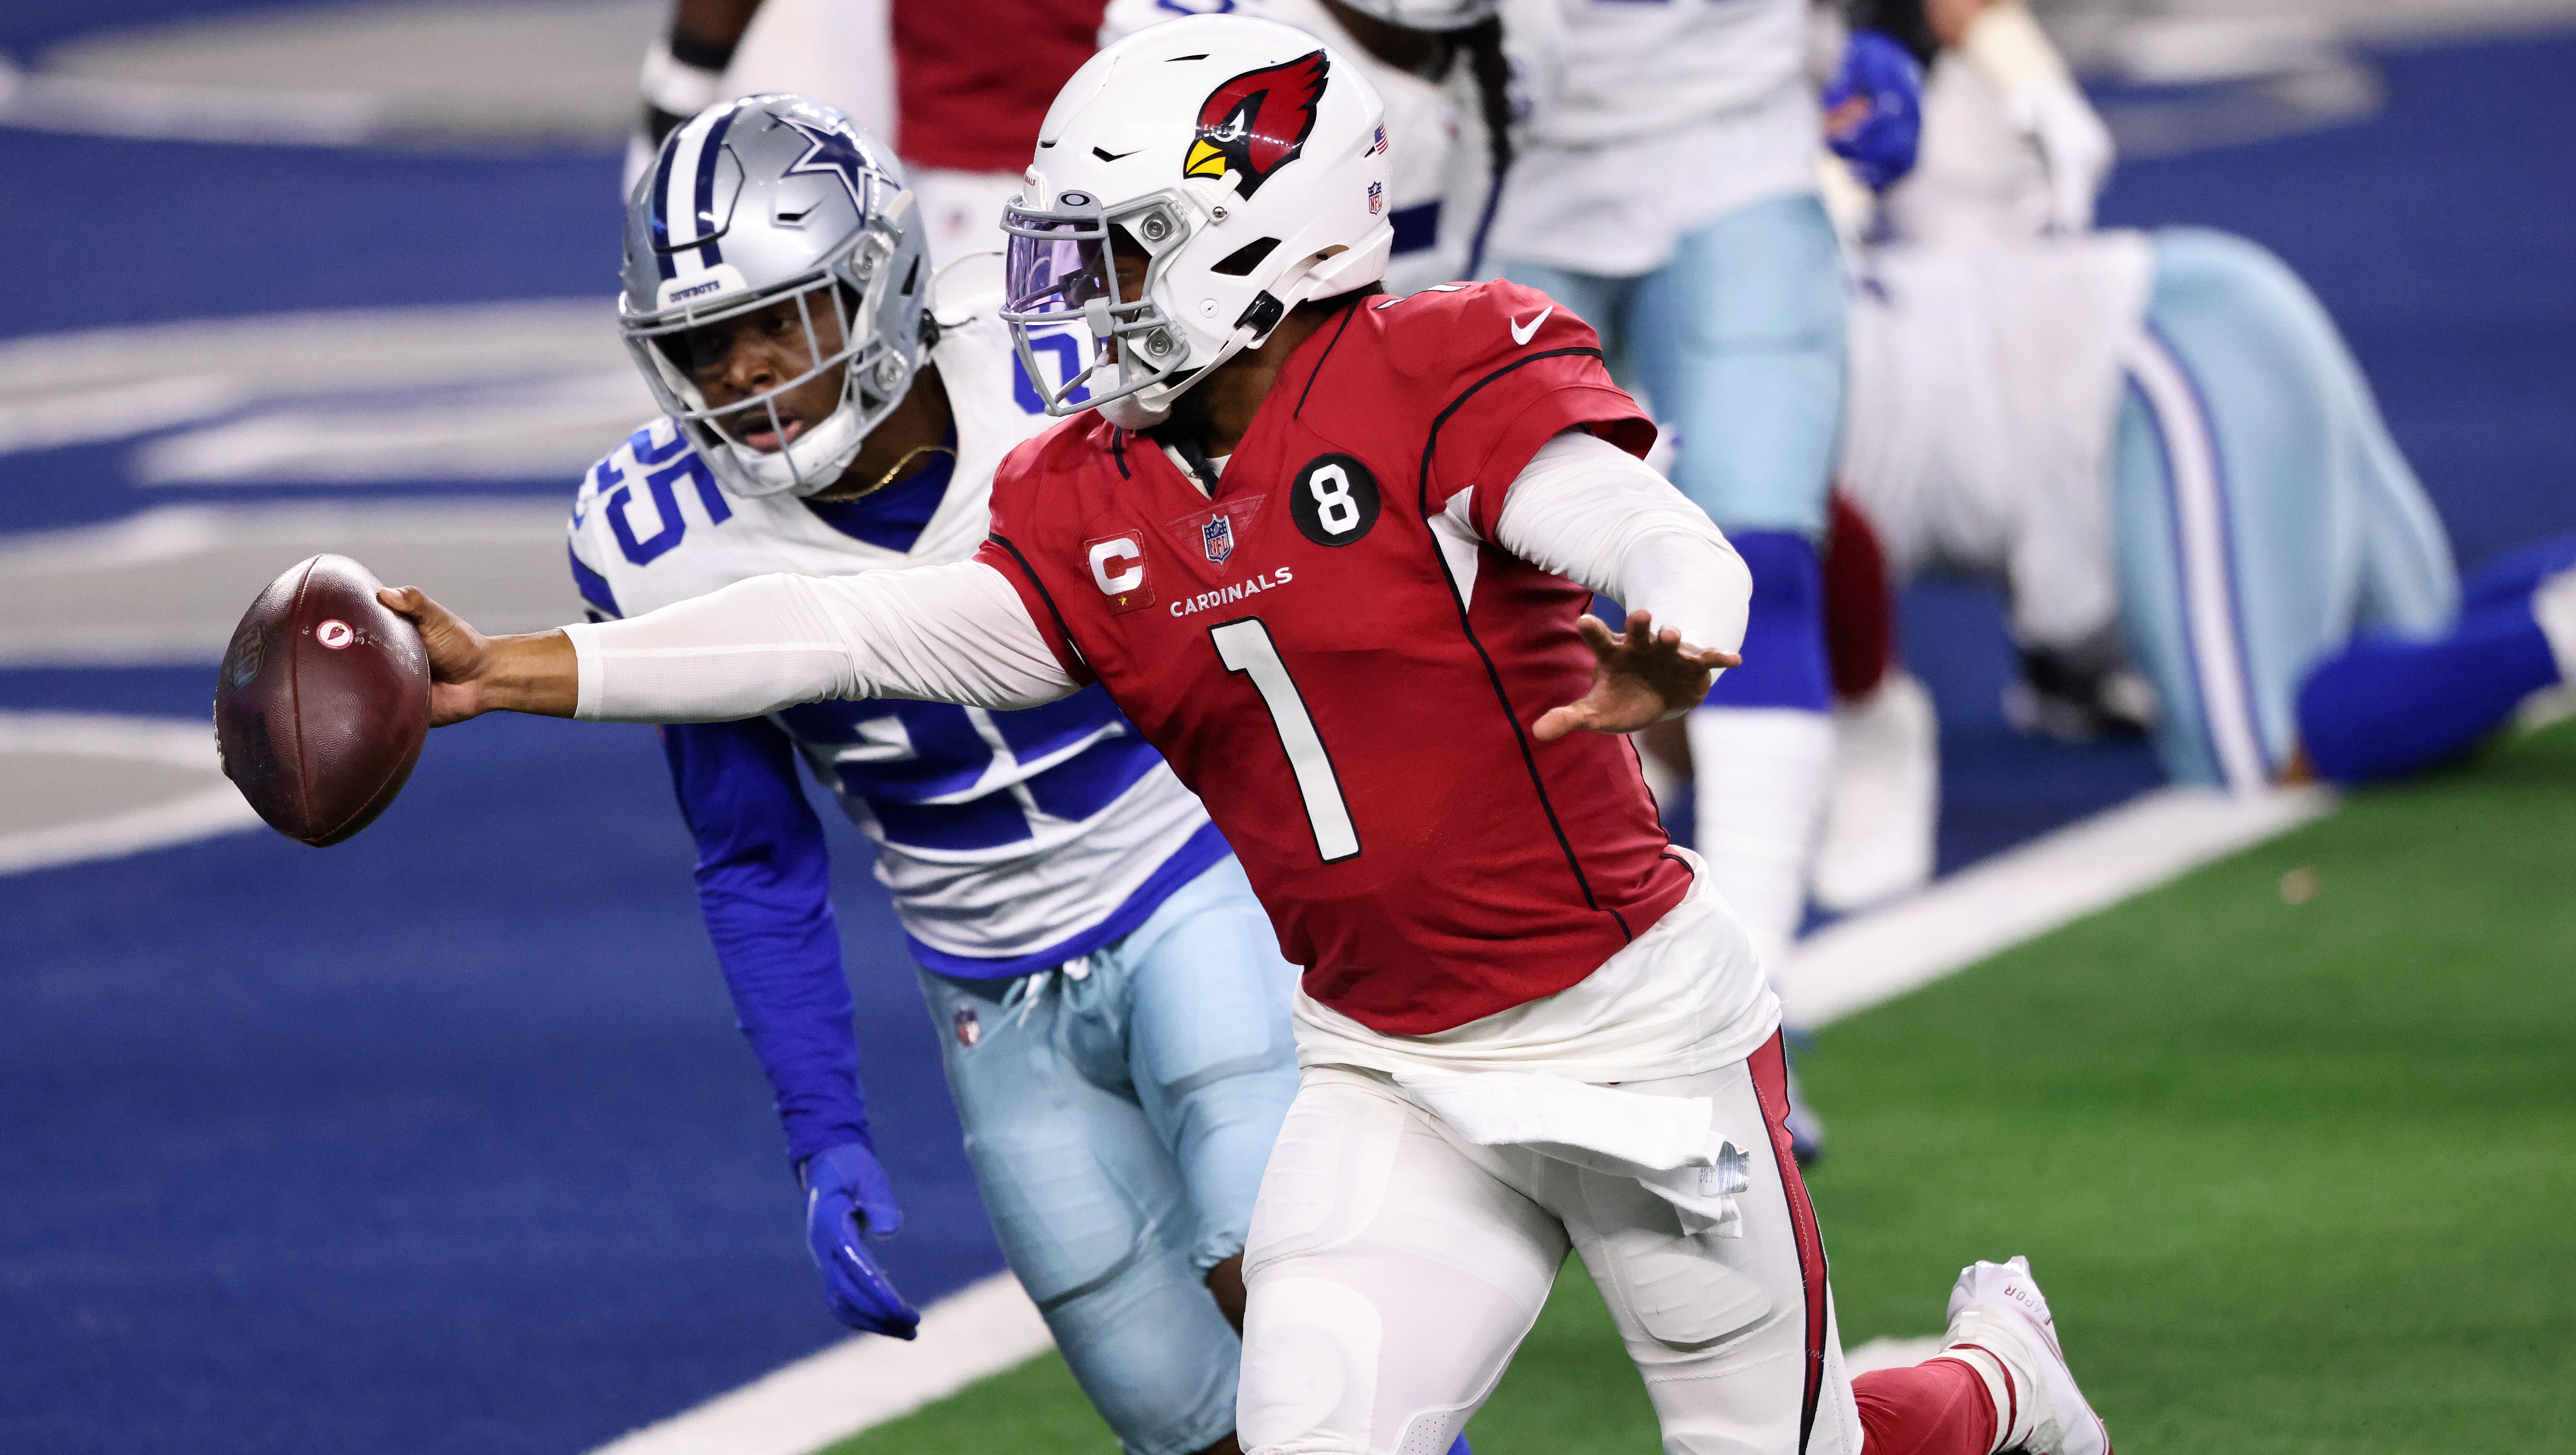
[1509,306,1554,346]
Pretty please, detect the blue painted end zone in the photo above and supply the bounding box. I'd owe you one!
[0,668,998,1455]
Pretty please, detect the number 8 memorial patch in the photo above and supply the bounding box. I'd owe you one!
[1289,453,1382,547]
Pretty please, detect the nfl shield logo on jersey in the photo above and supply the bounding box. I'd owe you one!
[1202,513,1235,565]
[953,1006,981,1048]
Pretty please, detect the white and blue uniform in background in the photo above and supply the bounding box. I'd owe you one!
[1490,0,1846,967]
[1839,230,2460,790]
[1844,43,2462,793]
[569,273,1299,1455]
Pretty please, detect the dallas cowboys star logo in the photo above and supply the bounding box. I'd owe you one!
[777,114,877,216]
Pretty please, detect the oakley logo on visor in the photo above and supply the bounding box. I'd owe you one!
[1184,51,1328,199]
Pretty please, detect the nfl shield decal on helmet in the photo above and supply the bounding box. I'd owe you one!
[1183,51,1329,199]
[953,1006,981,1048]
[1203,513,1235,565]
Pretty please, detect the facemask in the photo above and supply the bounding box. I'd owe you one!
[721,397,873,497]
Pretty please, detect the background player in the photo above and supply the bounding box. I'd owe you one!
[377,20,2115,1455]
[2296,535,2576,780]
[594,94,1302,1455]
[1487,0,1850,984]
[622,0,1106,263]
[1835,0,2456,797]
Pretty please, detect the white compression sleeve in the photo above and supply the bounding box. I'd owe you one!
[561,560,1081,723]
[1489,430,1754,659]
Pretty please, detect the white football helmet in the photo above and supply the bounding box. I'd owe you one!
[1001,15,1395,426]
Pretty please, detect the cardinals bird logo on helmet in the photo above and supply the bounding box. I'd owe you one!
[1183,51,1329,198]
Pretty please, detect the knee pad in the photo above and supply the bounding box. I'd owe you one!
[1238,1275,1385,1455]
[1706,531,1833,713]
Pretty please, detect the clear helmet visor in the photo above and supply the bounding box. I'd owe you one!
[1001,193,1205,419]
[1003,212,1115,320]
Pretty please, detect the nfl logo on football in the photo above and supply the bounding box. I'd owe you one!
[1202,513,1235,565]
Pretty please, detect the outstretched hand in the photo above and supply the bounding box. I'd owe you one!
[377,586,579,725]
[378,586,495,726]
[1532,609,1740,743]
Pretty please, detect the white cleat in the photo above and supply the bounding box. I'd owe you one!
[1942,1256,2112,1455]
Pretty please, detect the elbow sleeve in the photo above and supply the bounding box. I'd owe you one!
[1495,430,1751,655]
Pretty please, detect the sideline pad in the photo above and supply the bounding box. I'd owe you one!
[585,776,2348,1455]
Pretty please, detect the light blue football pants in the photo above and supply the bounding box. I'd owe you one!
[1499,191,1849,538]
[916,854,1300,1455]
[2112,227,2459,789]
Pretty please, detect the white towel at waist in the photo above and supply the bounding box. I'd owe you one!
[1394,1069,1754,1237]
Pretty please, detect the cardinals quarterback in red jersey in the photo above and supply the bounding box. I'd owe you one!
[382,16,2114,1455]
[978,278,1687,1034]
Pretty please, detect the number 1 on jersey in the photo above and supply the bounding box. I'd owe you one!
[1209,618,1360,863]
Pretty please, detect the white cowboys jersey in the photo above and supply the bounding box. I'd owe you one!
[1519,0,1808,147]
[1490,0,1819,275]
[567,265,1221,968]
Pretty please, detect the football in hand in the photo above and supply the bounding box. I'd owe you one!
[215,554,431,847]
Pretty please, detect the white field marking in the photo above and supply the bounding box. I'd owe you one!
[0,0,661,150]
[0,500,569,667]
[1779,784,2334,1028]
[0,501,570,574]
[0,713,260,876]
[585,782,2333,1455]
[131,371,652,486]
[2516,682,2576,734]
[0,299,636,460]
[585,1272,1052,1455]
[0,53,384,147]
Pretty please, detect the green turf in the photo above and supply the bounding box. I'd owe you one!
[825,722,2576,1455]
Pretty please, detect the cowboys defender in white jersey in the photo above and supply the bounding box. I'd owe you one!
[574,95,1302,1455]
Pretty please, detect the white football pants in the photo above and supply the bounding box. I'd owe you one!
[1237,1036,1863,1455]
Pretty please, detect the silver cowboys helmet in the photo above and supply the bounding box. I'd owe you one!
[1002,16,1395,428]
[619,95,930,498]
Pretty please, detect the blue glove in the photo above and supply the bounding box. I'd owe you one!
[801,1142,921,1339]
[1823,30,1926,192]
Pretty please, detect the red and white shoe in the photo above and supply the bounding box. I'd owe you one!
[1940,1257,2112,1455]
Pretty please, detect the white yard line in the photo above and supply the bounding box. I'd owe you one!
[1782,785,2334,1029]
[583,782,2333,1455]
[586,1272,1052,1455]
[0,712,261,876]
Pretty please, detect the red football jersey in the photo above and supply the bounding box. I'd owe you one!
[977,281,1693,1035]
